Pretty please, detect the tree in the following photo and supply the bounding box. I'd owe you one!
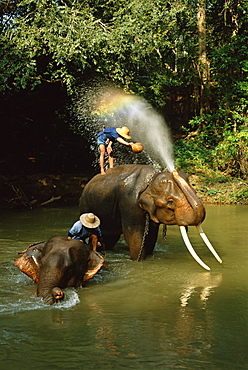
[0,0,199,97]
[0,0,247,159]
[197,0,210,115]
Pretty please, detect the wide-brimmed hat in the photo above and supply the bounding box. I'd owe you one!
[80,213,100,228]
[116,126,131,139]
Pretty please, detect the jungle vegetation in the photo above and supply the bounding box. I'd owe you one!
[0,0,247,203]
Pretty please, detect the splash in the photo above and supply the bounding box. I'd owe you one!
[71,82,175,171]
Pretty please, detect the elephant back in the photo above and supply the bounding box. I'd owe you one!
[79,165,160,232]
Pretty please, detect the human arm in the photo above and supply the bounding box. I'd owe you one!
[116,137,134,146]
[92,227,106,250]
[107,140,113,155]
[98,236,106,250]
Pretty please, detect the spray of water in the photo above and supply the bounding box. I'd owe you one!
[71,82,175,172]
[104,95,175,172]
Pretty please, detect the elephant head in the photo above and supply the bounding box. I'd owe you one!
[138,168,222,270]
[138,169,205,226]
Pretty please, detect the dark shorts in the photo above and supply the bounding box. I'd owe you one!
[97,133,107,146]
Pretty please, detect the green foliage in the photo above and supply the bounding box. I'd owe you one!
[213,128,248,178]
[0,0,107,92]
[0,35,39,90]
[0,0,200,96]
[0,0,248,196]
[0,0,247,107]
[235,187,248,202]
[174,125,248,184]
[174,138,213,172]
[208,3,248,117]
[1,0,247,119]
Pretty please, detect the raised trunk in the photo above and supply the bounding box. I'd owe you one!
[172,170,205,226]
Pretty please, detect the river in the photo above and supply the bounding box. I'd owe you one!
[0,204,247,369]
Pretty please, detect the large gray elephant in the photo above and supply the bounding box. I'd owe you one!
[79,164,222,270]
[14,237,104,305]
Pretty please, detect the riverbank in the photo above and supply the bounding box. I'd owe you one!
[0,173,90,209]
[0,171,247,209]
[190,172,248,205]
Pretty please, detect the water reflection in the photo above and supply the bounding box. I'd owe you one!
[179,272,222,307]
[70,269,224,363]
[87,300,121,356]
[0,205,248,369]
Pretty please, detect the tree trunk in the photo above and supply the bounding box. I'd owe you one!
[197,0,210,115]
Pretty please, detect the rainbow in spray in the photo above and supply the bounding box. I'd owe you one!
[93,88,136,116]
[92,86,175,172]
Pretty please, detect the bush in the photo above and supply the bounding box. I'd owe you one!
[213,128,248,179]
[174,139,213,173]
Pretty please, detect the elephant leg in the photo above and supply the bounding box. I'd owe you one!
[122,222,146,261]
[123,218,159,261]
[103,233,121,250]
[144,220,159,256]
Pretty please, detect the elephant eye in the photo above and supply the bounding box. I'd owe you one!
[167,198,175,210]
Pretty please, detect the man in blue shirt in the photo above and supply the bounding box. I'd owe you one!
[68,213,105,252]
[97,126,133,174]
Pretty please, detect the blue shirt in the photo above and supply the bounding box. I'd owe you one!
[97,127,120,145]
[68,221,102,242]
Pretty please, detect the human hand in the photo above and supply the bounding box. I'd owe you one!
[107,146,113,154]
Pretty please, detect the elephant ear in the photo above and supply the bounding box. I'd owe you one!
[14,241,45,282]
[138,189,160,223]
[14,255,40,282]
[83,251,104,283]
[138,172,174,223]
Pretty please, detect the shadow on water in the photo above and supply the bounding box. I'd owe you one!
[0,204,248,369]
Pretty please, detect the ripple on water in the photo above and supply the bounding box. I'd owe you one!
[0,288,80,314]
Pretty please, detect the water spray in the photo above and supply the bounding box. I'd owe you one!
[71,82,175,172]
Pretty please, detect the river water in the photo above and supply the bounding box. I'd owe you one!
[0,204,247,369]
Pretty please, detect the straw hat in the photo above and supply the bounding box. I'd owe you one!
[80,213,100,228]
[116,126,131,139]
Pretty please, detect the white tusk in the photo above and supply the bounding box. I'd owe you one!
[31,255,39,266]
[180,226,211,271]
[196,225,222,264]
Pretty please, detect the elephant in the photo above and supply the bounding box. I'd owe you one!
[79,164,222,270]
[14,236,104,305]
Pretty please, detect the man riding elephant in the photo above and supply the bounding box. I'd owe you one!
[67,213,105,252]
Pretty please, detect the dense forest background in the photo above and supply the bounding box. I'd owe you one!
[0,0,247,205]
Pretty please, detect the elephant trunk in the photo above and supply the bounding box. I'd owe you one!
[172,169,205,226]
[37,270,64,305]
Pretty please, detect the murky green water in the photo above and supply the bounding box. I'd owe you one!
[0,204,247,369]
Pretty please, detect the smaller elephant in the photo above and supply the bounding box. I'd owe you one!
[14,236,104,305]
